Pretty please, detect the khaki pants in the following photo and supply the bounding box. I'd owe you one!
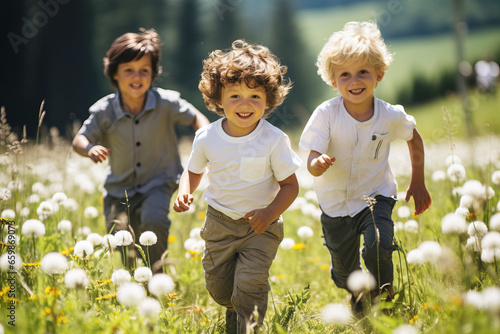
[201,206,283,332]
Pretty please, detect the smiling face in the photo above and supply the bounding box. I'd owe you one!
[332,60,384,116]
[217,81,269,137]
[113,55,153,104]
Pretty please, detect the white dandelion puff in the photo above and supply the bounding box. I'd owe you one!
[431,170,446,182]
[62,198,79,211]
[0,188,12,202]
[393,325,418,334]
[36,201,54,220]
[468,221,488,238]
[21,219,46,238]
[189,227,202,240]
[51,192,68,205]
[346,270,376,293]
[482,231,500,250]
[116,282,146,307]
[41,252,68,275]
[490,213,500,232]
[139,231,158,246]
[64,268,89,289]
[466,236,481,252]
[482,287,500,314]
[320,303,352,325]
[304,190,318,202]
[111,269,132,286]
[138,297,162,318]
[492,170,500,185]
[28,194,40,204]
[83,206,99,219]
[86,233,103,246]
[441,213,468,235]
[102,234,117,250]
[407,248,426,265]
[447,163,466,182]
[77,226,92,236]
[0,252,22,271]
[1,209,15,220]
[418,241,443,263]
[445,154,461,166]
[148,273,175,297]
[455,206,469,218]
[73,240,94,258]
[134,267,153,283]
[280,237,295,250]
[115,230,134,246]
[463,290,484,309]
[57,220,72,234]
[297,226,314,239]
[481,248,500,263]
[404,220,419,233]
[397,206,411,219]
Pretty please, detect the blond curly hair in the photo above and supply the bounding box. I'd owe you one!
[317,21,393,86]
[199,40,291,117]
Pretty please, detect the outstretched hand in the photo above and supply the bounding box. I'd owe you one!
[406,182,432,216]
[173,193,194,213]
[88,145,110,163]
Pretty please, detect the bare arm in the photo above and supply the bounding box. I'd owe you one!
[306,150,336,177]
[72,134,109,164]
[406,128,432,215]
[243,173,299,234]
[192,110,210,131]
[173,169,204,212]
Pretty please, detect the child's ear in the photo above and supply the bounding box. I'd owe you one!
[377,71,385,82]
[216,101,223,109]
[331,80,337,88]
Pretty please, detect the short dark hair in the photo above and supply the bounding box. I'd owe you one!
[103,28,162,90]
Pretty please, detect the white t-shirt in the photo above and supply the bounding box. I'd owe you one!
[299,96,416,217]
[188,118,302,220]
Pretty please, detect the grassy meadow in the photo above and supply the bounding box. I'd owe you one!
[1,84,500,334]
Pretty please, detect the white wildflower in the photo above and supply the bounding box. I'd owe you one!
[482,287,500,314]
[62,198,79,211]
[397,206,411,219]
[490,213,500,231]
[492,170,500,185]
[111,269,131,286]
[406,248,425,265]
[461,180,485,198]
[468,221,488,238]
[83,206,99,219]
[455,206,469,218]
[138,297,162,318]
[36,201,54,219]
[441,213,467,235]
[394,221,404,232]
[297,226,314,239]
[393,325,418,334]
[31,182,47,196]
[102,234,117,250]
[396,192,406,201]
[418,241,443,263]
[445,154,461,166]
[482,231,500,250]
[0,252,22,271]
[148,273,175,297]
[301,203,318,217]
[87,233,103,246]
[189,227,202,240]
[289,197,307,211]
[0,188,12,202]
[73,240,94,258]
[51,192,68,205]
[404,220,419,233]
[466,236,481,252]
[139,231,158,246]
[41,252,68,275]
[1,209,15,220]
[116,282,146,307]
[4,234,20,245]
[280,237,295,250]
[320,303,352,325]
[77,226,92,236]
[64,268,89,289]
[134,267,153,283]
[463,290,483,309]
[459,195,475,210]
[28,194,40,204]
[20,207,30,217]
[115,230,134,246]
[431,170,446,182]
[447,163,466,182]
[346,270,376,293]
[57,220,72,234]
[481,248,500,263]
[21,219,46,238]
[304,190,318,202]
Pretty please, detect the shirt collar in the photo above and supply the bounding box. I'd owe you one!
[111,89,157,120]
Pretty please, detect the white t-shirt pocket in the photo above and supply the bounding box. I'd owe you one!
[369,133,389,159]
[240,157,267,182]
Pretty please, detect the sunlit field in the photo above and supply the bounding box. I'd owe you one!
[1,94,500,334]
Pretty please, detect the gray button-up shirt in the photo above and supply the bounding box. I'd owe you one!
[78,88,198,197]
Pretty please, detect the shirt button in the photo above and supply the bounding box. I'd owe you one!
[136,141,141,146]
[135,120,139,124]
[136,162,141,167]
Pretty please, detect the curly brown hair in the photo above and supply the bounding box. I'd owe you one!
[103,28,162,90]
[199,40,291,118]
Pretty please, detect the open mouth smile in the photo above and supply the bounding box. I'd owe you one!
[349,88,365,95]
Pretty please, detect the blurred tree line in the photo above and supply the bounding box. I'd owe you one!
[0,0,321,140]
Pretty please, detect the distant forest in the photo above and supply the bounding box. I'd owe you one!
[1,0,499,139]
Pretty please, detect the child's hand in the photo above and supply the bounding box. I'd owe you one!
[173,194,193,213]
[243,209,274,234]
[309,154,336,177]
[406,182,432,216]
[88,145,110,163]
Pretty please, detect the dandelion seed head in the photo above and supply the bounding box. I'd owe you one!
[441,213,468,235]
[62,198,79,211]
[431,170,446,182]
[189,227,202,240]
[406,248,425,265]
[289,197,307,211]
[280,237,295,250]
[115,230,134,246]
[447,163,466,182]
[304,190,318,202]
[1,209,15,220]
[461,180,485,198]
[4,234,20,245]
[393,325,418,334]
[102,234,117,250]
[21,219,46,238]
[36,201,54,219]
[297,226,314,239]
[41,252,68,275]
[20,207,30,217]
[481,231,500,250]
[28,194,40,204]
[404,220,419,233]
[112,269,132,286]
[148,273,175,297]
[463,290,483,309]
[492,170,500,185]
[482,287,500,314]
[455,206,469,218]
[466,236,481,252]
[139,231,157,246]
[481,248,500,263]
[346,270,376,293]
[445,154,461,166]
[320,303,352,325]
[138,297,162,318]
[77,226,92,236]
[468,221,488,238]
[64,268,89,289]
[134,267,153,283]
[459,195,475,210]
[0,252,22,271]
[301,203,318,216]
[86,233,103,246]
[394,221,404,232]
[0,188,12,202]
[397,206,411,219]
[51,192,68,204]
[396,192,406,201]
[490,213,500,231]
[57,220,72,234]
[116,282,146,307]
[83,206,99,219]
[73,240,94,258]
[418,241,443,262]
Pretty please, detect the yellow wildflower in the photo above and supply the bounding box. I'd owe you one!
[96,279,112,288]
[187,250,199,255]
[197,212,207,220]
[60,247,74,256]
[320,264,330,270]
[292,243,306,250]
[57,314,68,324]
[409,315,418,324]
[28,295,38,301]
[168,293,177,300]
[0,286,10,297]
[167,235,176,243]
[422,302,429,310]
[44,286,61,296]
[42,307,52,316]
[95,293,116,301]
[433,305,442,312]
[23,262,41,267]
